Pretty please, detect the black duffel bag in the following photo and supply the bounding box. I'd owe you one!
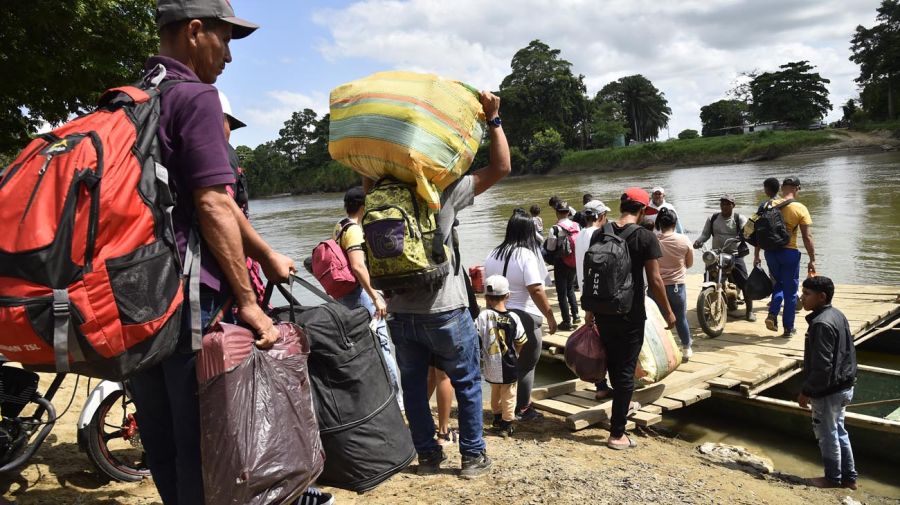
[266,275,415,493]
[745,266,774,301]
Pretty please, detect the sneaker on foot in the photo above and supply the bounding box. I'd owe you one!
[296,487,334,505]
[516,404,544,422]
[573,316,582,325]
[416,448,447,475]
[782,328,797,338]
[497,420,514,438]
[764,315,778,332]
[745,312,757,322]
[491,414,501,429]
[682,346,693,362]
[842,480,858,490]
[557,321,573,331]
[459,451,492,479]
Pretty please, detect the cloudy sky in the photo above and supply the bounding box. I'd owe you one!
[220,0,882,148]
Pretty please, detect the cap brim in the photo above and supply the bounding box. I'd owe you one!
[226,114,246,130]
[222,16,259,39]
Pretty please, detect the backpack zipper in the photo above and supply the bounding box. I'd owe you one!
[366,204,418,239]
[19,154,55,224]
[321,303,351,348]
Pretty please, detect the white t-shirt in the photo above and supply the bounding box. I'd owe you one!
[484,247,546,318]
[575,225,602,287]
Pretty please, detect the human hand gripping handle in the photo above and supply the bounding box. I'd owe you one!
[481,91,500,120]
[238,303,279,349]
[261,250,296,283]
[664,310,677,330]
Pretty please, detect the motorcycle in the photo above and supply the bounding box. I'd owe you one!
[696,237,746,337]
[0,357,150,482]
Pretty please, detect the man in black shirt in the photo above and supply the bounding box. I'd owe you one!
[585,187,675,450]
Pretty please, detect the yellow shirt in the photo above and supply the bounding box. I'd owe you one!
[771,198,812,249]
[333,220,364,252]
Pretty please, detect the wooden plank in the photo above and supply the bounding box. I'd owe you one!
[675,361,709,373]
[707,377,741,389]
[665,388,711,406]
[743,367,803,396]
[532,398,585,416]
[531,379,582,400]
[629,410,662,427]
[568,390,603,401]
[556,394,599,409]
[652,398,683,411]
[566,364,727,430]
[639,404,663,414]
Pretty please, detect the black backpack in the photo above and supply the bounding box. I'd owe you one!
[751,200,795,250]
[581,223,639,316]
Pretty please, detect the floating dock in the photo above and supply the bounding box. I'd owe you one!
[530,274,900,431]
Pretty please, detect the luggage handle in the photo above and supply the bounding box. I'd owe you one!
[263,274,334,323]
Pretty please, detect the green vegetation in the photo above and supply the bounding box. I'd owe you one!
[678,129,699,140]
[851,0,900,122]
[850,120,900,135]
[557,130,840,173]
[748,61,832,128]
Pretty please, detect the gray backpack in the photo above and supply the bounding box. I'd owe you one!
[581,223,638,316]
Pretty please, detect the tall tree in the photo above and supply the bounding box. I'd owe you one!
[597,75,671,143]
[0,0,157,154]
[590,101,629,148]
[276,108,320,164]
[749,61,832,128]
[700,99,748,136]
[498,40,588,152]
[850,0,900,120]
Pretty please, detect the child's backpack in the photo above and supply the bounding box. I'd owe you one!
[749,200,795,250]
[545,222,579,268]
[311,219,359,299]
[581,223,638,316]
[0,75,184,380]
[362,178,449,293]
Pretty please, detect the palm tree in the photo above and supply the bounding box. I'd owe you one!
[597,75,671,143]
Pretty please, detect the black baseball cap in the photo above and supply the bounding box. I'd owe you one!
[782,176,801,188]
[156,0,260,39]
[344,186,366,206]
[554,200,570,212]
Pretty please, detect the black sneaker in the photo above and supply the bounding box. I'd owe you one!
[782,328,797,338]
[572,316,582,325]
[498,420,515,438]
[557,321,573,331]
[491,413,502,429]
[295,487,334,505]
[516,404,544,422]
[416,448,447,475]
[459,451,492,479]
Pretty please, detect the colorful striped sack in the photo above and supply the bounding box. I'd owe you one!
[328,71,485,210]
[635,296,683,384]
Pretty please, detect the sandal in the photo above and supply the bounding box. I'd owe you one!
[436,428,458,447]
[627,401,641,415]
[607,435,638,450]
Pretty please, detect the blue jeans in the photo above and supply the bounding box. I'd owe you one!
[810,387,857,484]
[764,248,801,330]
[666,284,691,348]
[387,308,485,458]
[338,286,403,409]
[128,287,230,504]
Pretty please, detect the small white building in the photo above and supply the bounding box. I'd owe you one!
[742,122,778,134]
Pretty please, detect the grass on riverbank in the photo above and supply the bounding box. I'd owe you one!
[558,130,841,173]
[851,120,900,135]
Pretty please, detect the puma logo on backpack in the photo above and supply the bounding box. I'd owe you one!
[748,200,795,250]
[362,178,450,293]
[0,76,183,380]
[581,223,638,315]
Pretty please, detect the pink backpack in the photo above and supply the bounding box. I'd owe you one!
[558,221,580,268]
[311,220,359,299]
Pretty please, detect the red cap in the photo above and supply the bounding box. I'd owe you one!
[622,187,649,207]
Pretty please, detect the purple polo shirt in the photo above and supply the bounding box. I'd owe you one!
[147,55,234,292]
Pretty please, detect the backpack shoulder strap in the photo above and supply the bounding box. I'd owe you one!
[711,212,720,225]
[502,250,514,277]
[774,199,795,210]
[618,223,640,241]
[336,218,356,241]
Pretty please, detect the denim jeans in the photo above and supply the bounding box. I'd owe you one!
[764,248,801,330]
[554,262,579,323]
[128,287,230,504]
[338,286,403,409]
[665,284,691,348]
[811,387,857,484]
[387,308,486,457]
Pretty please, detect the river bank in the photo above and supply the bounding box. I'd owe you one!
[556,129,900,174]
[2,373,897,504]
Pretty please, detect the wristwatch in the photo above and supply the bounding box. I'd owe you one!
[486,116,502,128]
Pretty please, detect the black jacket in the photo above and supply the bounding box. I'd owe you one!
[802,305,857,398]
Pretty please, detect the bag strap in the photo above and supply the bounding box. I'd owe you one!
[502,251,513,277]
[336,218,356,242]
[773,199,795,210]
[618,223,640,241]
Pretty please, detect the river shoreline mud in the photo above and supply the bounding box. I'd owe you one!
[2,374,897,504]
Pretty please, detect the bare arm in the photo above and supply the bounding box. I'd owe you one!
[347,249,386,319]
[693,217,712,248]
[800,223,816,273]
[684,242,694,269]
[527,283,557,334]
[645,258,676,329]
[194,187,277,347]
[754,245,762,267]
[471,92,511,196]
[232,202,294,283]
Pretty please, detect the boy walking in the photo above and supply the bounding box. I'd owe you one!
[797,276,858,489]
[476,275,527,437]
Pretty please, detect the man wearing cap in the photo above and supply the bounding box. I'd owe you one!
[646,187,684,233]
[756,177,815,337]
[127,3,300,504]
[546,200,581,330]
[693,194,755,321]
[585,188,675,450]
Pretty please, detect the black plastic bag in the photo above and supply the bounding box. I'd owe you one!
[198,323,324,505]
[745,266,774,301]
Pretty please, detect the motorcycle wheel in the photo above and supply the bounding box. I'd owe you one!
[697,286,727,337]
[84,389,150,482]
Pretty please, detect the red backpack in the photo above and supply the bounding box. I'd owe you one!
[311,220,359,299]
[558,221,580,268]
[0,77,184,380]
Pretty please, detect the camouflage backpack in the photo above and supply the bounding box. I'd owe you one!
[362,178,450,293]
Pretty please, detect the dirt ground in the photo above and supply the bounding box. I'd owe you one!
[1,375,895,505]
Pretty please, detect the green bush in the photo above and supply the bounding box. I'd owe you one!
[677,129,699,140]
[527,128,565,174]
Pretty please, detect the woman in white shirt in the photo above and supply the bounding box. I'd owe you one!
[484,212,557,421]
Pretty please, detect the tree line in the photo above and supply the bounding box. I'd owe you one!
[1,1,898,192]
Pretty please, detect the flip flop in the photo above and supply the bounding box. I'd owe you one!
[607,435,638,450]
[627,401,641,415]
